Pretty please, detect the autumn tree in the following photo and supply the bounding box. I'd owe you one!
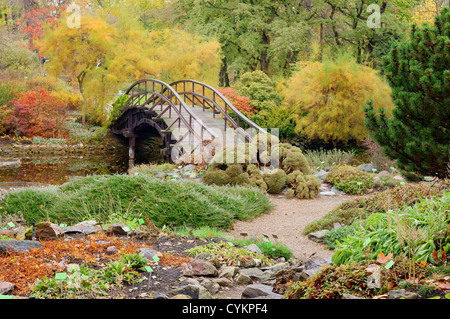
[284,54,395,144]
[38,8,221,125]
[364,8,450,178]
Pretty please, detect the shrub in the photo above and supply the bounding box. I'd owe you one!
[203,134,321,199]
[304,148,356,170]
[0,175,272,229]
[6,88,68,138]
[324,165,374,195]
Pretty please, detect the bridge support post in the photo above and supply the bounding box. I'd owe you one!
[129,134,136,168]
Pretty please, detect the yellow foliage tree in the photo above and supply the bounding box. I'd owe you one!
[283,55,395,144]
[38,8,221,125]
[411,0,448,25]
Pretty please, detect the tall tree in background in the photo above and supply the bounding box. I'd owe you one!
[177,0,313,83]
[364,8,450,178]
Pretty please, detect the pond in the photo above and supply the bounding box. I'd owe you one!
[0,138,166,187]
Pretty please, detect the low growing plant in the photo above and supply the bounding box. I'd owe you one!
[324,165,374,195]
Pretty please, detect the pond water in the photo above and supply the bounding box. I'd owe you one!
[0,138,166,187]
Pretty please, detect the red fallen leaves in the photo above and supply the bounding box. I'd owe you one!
[0,234,183,296]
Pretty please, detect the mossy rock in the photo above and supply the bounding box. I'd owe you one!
[263,169,287,194]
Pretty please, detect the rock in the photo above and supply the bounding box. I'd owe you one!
[314,171,328,181]
[244,244,262,255]
[387,289,418,299]
[0,240,42,254]
[240,258,257,268]
[239,268,272,283]
[106,223,128,236]
[297,257,333,280]
[212,277,233,288]
[393,175,405,182]
[35,222,63,240]
[358,164,376,173]
[180,259,218,277]
[320,191,336,196]
[342,293,366,299]
[331,187,346,195]
[63,220,101,235]
[171,294,192,299]
[197,277,220,295]
[137,248,158,260]
[106,246,118,255]
[307,230,330,243]
[218,266,239,279]
[0,282,14,295]
[261,262,289,274]
[181,164,195,171]
[235,273,253,285]
[241,284,282,299]
[0,158,20,169]
[333,223,343,229]
[195,252,221,269]
[172,284,213,299]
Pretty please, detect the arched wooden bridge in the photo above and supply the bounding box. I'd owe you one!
[110,79,266,164]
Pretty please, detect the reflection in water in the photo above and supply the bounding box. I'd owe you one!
[0,137,166,186]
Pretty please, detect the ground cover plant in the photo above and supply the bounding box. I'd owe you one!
[324,165,375,195]
[332,192,450,266]
[0,174,272,230]
[303,180,450,235]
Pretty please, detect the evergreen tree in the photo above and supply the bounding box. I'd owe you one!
[364,8,450,178]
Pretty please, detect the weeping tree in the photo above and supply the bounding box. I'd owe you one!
[364,8,450,179]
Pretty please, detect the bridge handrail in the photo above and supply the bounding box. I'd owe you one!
[123,79,219,141]
[170,79,267,137]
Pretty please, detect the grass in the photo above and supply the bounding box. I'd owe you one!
[303,148,355,170]
[0,174,273,230]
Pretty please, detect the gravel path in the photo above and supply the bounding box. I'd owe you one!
[226,194,356,260]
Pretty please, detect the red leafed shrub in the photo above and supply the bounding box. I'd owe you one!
[6,88,68,138]
[220,88,256,116]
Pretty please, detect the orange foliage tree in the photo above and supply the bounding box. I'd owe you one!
[6,88,68,138]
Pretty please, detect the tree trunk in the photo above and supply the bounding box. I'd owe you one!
[219,57,230,87]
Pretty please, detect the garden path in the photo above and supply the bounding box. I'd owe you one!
[226,194,358,260]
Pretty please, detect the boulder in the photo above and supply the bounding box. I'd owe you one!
[172,284,213,299]
[241,284,282,299]
[106,223,128,236]
[342,293,366,299]
[0,282,14,295]
[320,191,336,196]
[239,268,272,283]
[218,266,239,279]
[212,277,233,288]
[358,164,376,173]
[35,222,63,240]
[307,230,330,243]
[0,240,43,254]
[137,248,158,260]
[387,289,418,299]
[63,220,101,235]
[297,257,333,280]
[180,259,218,277]
[106,246,118,255]
[244,244,262,255]
[235,273,253,285]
